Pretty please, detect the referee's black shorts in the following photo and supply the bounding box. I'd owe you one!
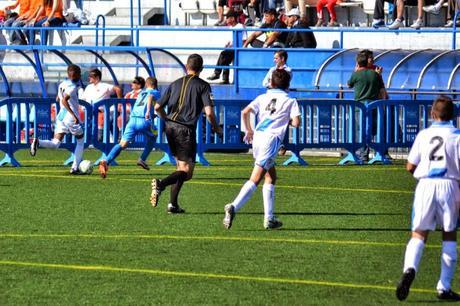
[165,121,196,163]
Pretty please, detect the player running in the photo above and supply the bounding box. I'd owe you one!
[98,77,161,178]
[222,69,301,230]
[30,64,85,174]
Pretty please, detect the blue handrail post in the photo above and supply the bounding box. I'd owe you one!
[453,10,459,50]
[0,101,20,167]
[130,0,134,46]
[234,29,243,94]
[195,115,210,166]
[163,0,170,25]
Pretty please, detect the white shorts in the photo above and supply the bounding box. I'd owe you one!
[55,116,83,136]
[252,132,281,170]
[411,179,460,232]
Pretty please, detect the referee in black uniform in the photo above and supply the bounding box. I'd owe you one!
[150,54,222,213]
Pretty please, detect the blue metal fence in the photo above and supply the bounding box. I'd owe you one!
[0,97,445,168]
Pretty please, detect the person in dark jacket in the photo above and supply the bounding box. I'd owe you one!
[285,8,316,48]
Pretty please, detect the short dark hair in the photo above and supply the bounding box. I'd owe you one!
[275,49,288,62]
[264,8,277,17]
[432,95,455,121]
[360,49,373,58]
[132,76,145,88]
[187,54,203,73]
[271,69,291,90]
[67,64,81,75]
[146,76,158,89]
[89,68,102,80]
[356,53,368,68]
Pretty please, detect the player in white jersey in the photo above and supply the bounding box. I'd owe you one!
[223,69,301,230]
[30,65,86,174]
[396,96,460,301]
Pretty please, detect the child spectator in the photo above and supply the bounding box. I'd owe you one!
[117,76,145,130]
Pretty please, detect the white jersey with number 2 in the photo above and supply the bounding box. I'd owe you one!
[408,122,460,180]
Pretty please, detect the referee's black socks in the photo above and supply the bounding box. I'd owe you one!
[160,171,188,189]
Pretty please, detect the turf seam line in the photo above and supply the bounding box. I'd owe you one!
[0,233,442,248]
[0,260,435,294]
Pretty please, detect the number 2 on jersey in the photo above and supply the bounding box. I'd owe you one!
[429,136,444,161]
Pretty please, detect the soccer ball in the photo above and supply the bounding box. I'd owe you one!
[78,160,93,175]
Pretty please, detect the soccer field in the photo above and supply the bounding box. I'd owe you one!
[0,149,453,305]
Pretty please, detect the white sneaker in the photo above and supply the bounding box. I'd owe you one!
[410,19,423,29]
[445,20,454,27]
[388,19,404,29]
[264,216,283,229]
[423,4,441,15]
[223,204,235,229]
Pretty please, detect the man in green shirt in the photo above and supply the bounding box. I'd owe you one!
[348,52,382,162]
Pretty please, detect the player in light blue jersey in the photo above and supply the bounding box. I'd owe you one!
[98,77,161,178]
[30,64,85,174]
[223,69,301,230]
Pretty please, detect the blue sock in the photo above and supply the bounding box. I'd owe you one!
[106,144,123,164]
[140,136,156,162]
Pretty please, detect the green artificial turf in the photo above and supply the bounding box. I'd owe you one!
[0,149,452,305]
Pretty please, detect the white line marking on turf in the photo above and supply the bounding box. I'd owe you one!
[0,260,435,294]
[0,233,441,248]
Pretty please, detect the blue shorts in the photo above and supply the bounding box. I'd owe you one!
[121,117,157,142]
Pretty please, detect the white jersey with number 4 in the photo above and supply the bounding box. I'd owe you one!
[248,88,300,141]
[408,122,460,180]
[57,79,81,122]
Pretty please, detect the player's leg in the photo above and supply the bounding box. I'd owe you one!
[138,121,157,170]
[436,183,460,301]
[68,123,85,173]
[166,160,195,213]
[31,132,65,156]
[99,119,135,178]
[396,230,428,301]
[436,230,460,300]
[151,123,193,211]
[263,166,282,229]
[223,165,265,229]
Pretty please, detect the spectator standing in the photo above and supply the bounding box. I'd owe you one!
[150,54,222,214]
[285,8,317,48]
[243,8,287,48]
[396,96,460,302]
[347,52,381,162]
[207,9,246,84]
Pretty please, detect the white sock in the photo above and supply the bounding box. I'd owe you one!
[71,138,84,170]
[263,184,275,219]
[435,1,443,9]
[403,237,425,272]
[232,180,257,212]
[39,138,61,149]
[437,241,457,291]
